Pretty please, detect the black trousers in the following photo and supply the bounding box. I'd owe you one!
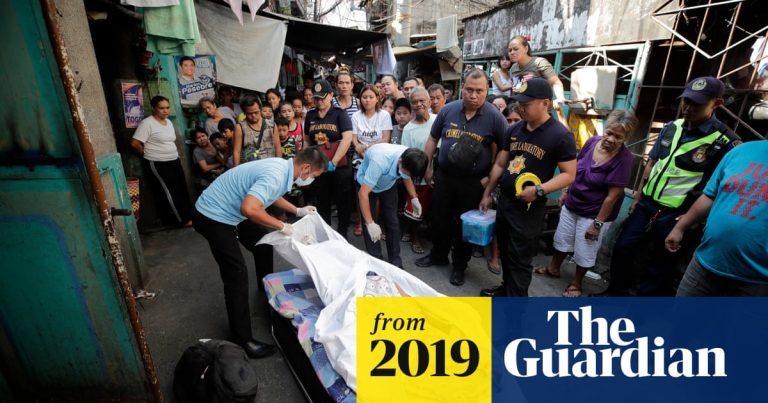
[192,209,273,346]
[497,193,546,296]
[359,184,402,267]
[429,169,485,271]
[608,197,686,295]
[312,166,353,238]
[143,158,191,226]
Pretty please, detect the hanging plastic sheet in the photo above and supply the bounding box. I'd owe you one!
[195,0,286,92]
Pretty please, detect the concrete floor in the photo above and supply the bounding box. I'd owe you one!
[137,218,608,402]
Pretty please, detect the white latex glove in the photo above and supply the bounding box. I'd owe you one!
[296,206,317,217]
[366,222,382,243]
[279,222,294,236]
[410,197,422,218]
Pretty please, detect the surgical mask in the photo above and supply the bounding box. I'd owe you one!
[295,175,315,186]
[399,168,411,180]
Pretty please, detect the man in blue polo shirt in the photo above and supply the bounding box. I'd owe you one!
[416,68,508,286]
[192,147,327,358]
[358,144,428,268]
[665,140,768,296]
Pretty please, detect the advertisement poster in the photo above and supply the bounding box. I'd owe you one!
[121,82,143,129]
[175,55,216,107]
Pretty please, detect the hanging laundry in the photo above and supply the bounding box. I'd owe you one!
[220,0,265,26]
[195,0,287,93]
[143,0,200,56]
[568,113,604,150]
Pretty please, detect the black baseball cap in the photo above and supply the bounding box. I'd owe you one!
[312,79,332,99]
[678,76,725,104]
[511,78,553,103]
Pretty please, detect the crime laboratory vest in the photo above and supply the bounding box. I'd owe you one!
[643,119,730,208]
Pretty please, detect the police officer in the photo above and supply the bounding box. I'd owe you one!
[608,76,740,295]
[415,68,508,286]
[479,78,576,297]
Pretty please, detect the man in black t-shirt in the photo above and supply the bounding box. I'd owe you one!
[415,69,508,287]
[479,78,577,297]
[303,79,355,237]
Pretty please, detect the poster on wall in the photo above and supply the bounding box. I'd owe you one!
[121,81,143,129]
[175,55,216,107]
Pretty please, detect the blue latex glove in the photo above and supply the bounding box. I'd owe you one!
[327,161,336,172]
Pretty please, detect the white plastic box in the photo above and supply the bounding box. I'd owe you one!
[460,209,497,246]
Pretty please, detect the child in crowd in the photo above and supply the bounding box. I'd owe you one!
[192,128,224,189]
[209,132,233,169]
[504,103,522,126]
[273,116,305,209]
[381,95,396,116]
[391,98,412,145]
[278,101,304,153]
[217,118,236,144]
[261,104,274,123]
[274,117,296,159]
[291,97,305,126]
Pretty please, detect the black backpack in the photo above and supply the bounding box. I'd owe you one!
[174,340,259,403]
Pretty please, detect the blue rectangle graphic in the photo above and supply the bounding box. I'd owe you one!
[491,298,768,402]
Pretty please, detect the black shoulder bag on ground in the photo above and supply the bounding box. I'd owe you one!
[174,340,259,403]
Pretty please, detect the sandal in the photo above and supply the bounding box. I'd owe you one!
[487,261,501,275]
[401,233,411,242]
[562,284,582,297]
[411,243,425,254]
[472,247,484,258]
[354,223,363,237]
[532,265,561,278]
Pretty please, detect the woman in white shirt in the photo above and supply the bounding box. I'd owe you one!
[350,85,393,158]
[130,95,192,227]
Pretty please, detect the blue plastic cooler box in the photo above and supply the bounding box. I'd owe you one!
[461,209,497,246]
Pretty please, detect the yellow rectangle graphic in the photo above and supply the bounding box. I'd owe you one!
[357,297,492,403]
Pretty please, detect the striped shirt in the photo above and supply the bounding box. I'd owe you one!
[332,96,359,119]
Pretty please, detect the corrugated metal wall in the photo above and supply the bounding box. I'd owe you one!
[0,0,151,400]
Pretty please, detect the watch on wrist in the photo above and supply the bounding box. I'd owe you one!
[535,184,546,198]
[593,220,604,229]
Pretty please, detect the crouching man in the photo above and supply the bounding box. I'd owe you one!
[358,144,428,268]
[192,147,327,358]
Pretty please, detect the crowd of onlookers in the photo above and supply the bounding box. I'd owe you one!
[131,37,767,303]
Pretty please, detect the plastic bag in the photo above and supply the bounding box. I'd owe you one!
[259,215,442,390]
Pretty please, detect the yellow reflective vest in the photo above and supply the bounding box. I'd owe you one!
[643,119,730,208]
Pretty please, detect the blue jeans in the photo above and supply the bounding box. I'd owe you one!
[608,197,681,295]
[359,184,402,267]
[677,257,768,296]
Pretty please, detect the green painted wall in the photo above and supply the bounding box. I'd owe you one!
[0,0,150,400]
